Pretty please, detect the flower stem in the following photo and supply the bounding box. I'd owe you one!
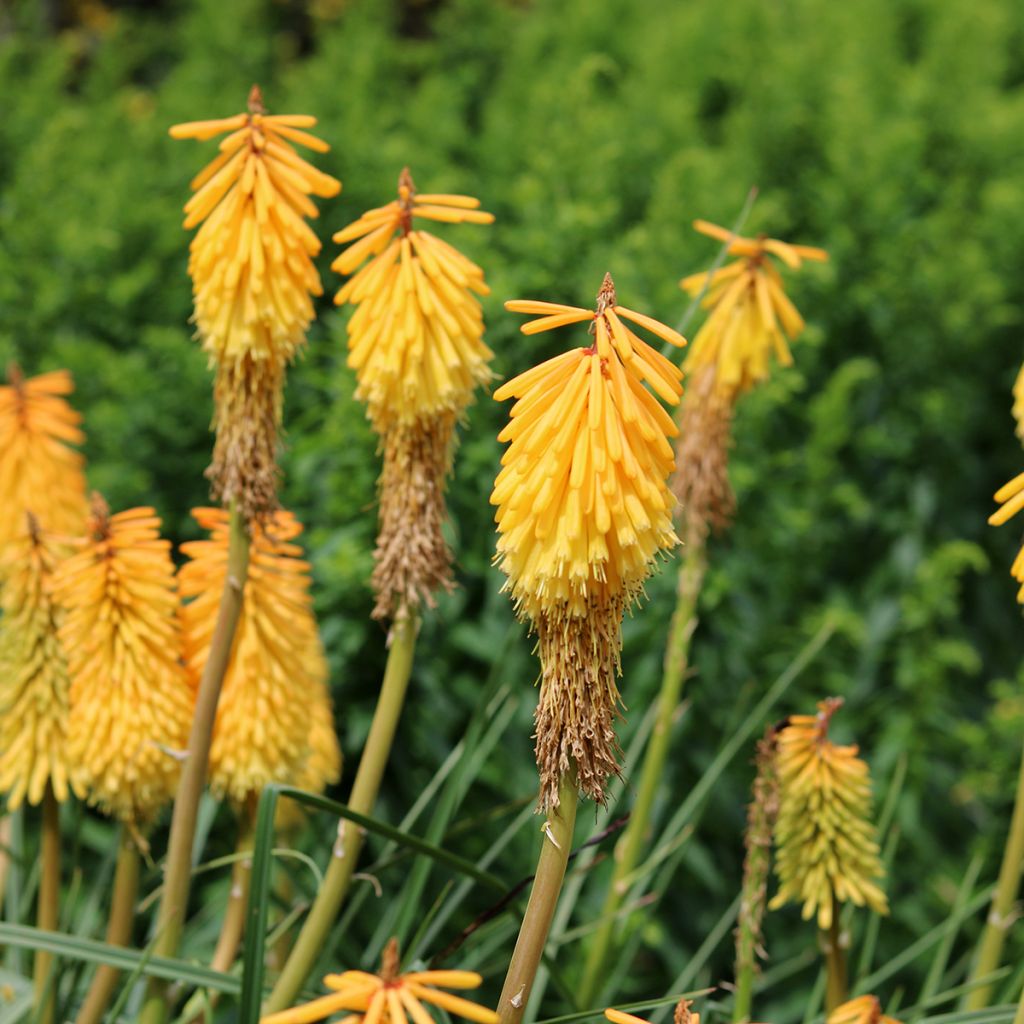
[74,827,141,1024]
[33,784,60,1024]
[140,501,250,1024]
[263,605,420,1014]
[0,814,11,918]
[210,807,256,974]
[821,915,847,1013]
[578,540,706,1007]
[497,773,578,1024]
[965,737,1024,1010]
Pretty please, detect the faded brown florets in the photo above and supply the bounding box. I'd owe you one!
[372,414,456,622]
[534,595,626,809]
[671,365,736,546]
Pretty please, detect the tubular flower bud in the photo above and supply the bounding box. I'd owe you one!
[988,469,1024,601]
[333,169,494,620]
[171,86,341,519]
[0,519,75,809]
[769,698,888,930]
[680,220,827,401]
[496,274,685,807]
[333,167,494,433]
[0,367,86,551]
[827,996,901,1024]
[54,498,193,823]
[179,507,339,804]
[260,938,498,1024]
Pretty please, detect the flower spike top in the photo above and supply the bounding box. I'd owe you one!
[496,274,684,807]
[680,219,827,401]
[333,167,494,433]
[0,516,75,809]
[53,496,193,823]
[179,507,339,804]
[170,84,341,368]
[0,366,87,551]
[827,996,901,1024]
[260,937,499,1024]
[988,469,1024,601]
[769,698,888,929]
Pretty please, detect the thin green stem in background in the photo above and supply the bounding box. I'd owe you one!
[210,805,256,975]
[578,542,706,1006]
[141,500,250,1024]
[965,738,1024,1011]
[263,605,420,1014]
[497,773,579,1024]
[822,912,848,1013]
[74,826,141,1024]
[33,784,60,1024]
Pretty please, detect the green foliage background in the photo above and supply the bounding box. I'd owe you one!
[1,0,1023,1020]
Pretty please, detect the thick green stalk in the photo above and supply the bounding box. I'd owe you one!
[33,784,60,1024]
[497,774,578,1024]
[965,737,1024,1010]
[263,606,419,1014]
[1014,976,1024,1024]
[578,541,706,1006]
[140,502,250,1024]
[821,915,848,1013]
[74,827,141,1024]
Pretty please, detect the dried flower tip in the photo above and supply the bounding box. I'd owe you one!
[681,221,827,401]
[769,698,888,929]
[827,995,901,1024]
[179,506,337,804]
[0,523,75,809]
[0,366,87,551]
[372,414,456,621]
[333,170,494,432]
[260,938,498,1024]
[55,502,192,822]
[672,365,736,545]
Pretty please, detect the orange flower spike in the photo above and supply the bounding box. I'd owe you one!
[55,497,193,823]
[0,366,87,551]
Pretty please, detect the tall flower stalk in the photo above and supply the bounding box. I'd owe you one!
[144,87,339,1024]
[494,274,684,1022]
[580,221,827,1004]
[264,170,493,1013]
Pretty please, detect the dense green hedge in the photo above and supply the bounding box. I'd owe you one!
[2,0,1023,1018]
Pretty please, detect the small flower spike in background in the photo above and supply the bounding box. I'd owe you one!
[494,273,684,1024]
[769,698,887,1011]
[0,366,86,552]
[147,88,339,1022]
[606,999,701,1024]
[55,496,194,1024]
[261,938,498,1024]
[827,995,901,1024]
[264,171,492,1015]
[178,506,340,974]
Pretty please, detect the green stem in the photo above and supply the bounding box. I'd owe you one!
[263,606,420,1015]
[821,915,848,1013]
[74,827,141,1024]
[1014,975,1024,1024]
[965,737,1024,1010]
[210,807,256,974]
[578,541,706,1007]
[140,501,250,1024]
[33,784,60,1024]
[497,774,578,1024]
[0,814,11,918]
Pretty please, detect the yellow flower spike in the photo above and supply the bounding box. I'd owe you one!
[496,273,682,808]
[827,995,902,1024]
[171,86,341,521]
[769,698,888,930]
[333,168,495,621]
[260,939,497,1024]
[54,496,193,823]
[1013,364,1024,443]
[0,366,87,552]
[605,999,701,1024]
[0,517,75,809]
[178,507,339,804]
[988,468,1024,601]
[681,220,827,402]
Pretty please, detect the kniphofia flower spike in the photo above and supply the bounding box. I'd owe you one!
[606,999,700,1024]
[496,274,685,807]
[827,995,901,1024]
[260,938,498,1024]
[989,469,1024,601]
[680,219,827,400]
